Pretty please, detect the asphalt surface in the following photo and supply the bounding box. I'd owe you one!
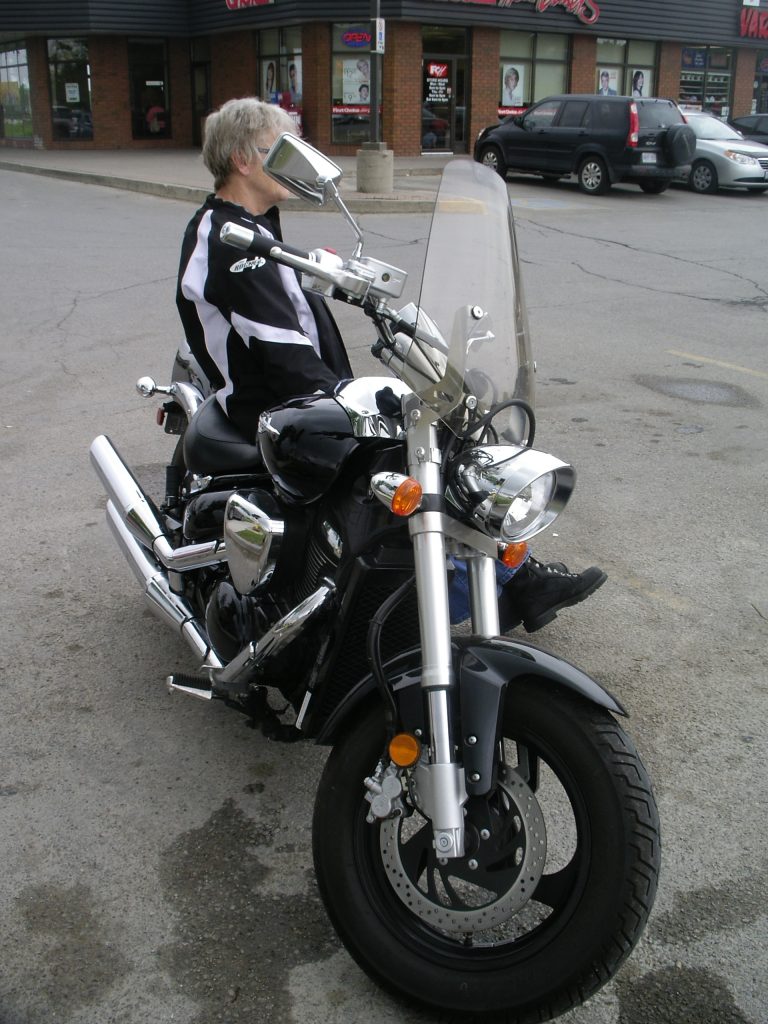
[0,156,766,1024]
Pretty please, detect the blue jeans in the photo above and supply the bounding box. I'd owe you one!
[447,556,526,625]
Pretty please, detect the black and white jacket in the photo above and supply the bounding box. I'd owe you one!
[176,196,352,440]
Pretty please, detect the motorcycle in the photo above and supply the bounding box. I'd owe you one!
[90,134,659,1020]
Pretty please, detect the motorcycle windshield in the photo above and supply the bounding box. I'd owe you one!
[415,160,534,442]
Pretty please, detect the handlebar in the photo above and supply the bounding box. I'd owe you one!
[220,222,311,262]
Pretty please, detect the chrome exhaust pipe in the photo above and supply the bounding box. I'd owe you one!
[90,435,226,571]
[105,500,222,670]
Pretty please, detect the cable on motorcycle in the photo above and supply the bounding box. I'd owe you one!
[366,575,416,740]
[459,398,536,448]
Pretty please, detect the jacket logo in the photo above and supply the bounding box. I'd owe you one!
[230,256,267,273]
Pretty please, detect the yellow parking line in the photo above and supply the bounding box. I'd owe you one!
[667,349,768,380]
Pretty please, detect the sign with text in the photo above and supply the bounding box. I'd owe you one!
[434,0,601,26]
[225,0,272,9]
[740,8,768,38]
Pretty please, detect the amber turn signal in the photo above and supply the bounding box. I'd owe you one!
[391,478,423,517]
[500,541,529,569]
[388,732,422,768]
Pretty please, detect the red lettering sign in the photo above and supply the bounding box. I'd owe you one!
[225,0,272,9]
[740,9,768,40]
[428,63,449,78]
[452,0,600,25]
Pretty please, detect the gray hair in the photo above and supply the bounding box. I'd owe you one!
[202,98,298,189]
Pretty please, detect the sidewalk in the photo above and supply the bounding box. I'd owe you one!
[0,146,458,212]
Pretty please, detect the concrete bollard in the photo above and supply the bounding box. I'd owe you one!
[356,142,394,194]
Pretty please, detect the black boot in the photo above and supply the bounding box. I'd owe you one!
[499,557,607,633]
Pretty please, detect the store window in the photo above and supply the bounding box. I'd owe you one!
[332,23,372,145]
[679,46,733,119]
[129,39,170,140]
[48,39,92,141]
[595,39,657,98]
[499,32,568,116]
[258,26,302,132]
[0,42,33,141]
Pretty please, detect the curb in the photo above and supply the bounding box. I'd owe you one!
[0,159,437,213]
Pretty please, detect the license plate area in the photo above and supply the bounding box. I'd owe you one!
[642,152,658,164]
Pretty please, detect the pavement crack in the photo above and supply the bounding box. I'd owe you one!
[523,218,768,302]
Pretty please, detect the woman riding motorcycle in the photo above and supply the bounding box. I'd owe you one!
[175,97,606,632]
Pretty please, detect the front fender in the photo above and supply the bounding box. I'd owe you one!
[315,636,625,785]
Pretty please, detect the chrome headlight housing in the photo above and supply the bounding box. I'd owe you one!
[446,445,575,543]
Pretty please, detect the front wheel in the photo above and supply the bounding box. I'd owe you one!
[478,145,507,179]
[689,159,718,194]
[313,679,660,1020]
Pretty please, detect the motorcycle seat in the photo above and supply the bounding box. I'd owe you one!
[183,395,265,476]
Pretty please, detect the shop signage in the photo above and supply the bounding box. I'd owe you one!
[438,0,601,26]
[225,0,273,9]
[342,29,372,48]
[740,8,768,39]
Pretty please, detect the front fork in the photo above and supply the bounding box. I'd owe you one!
[405,404,500,859]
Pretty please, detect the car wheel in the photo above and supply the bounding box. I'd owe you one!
[577,156,610,195]
[479,145,507,179]
[689,160,718,194]
[639,180,669,194]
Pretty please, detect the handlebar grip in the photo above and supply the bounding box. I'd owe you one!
[220,222,311,262]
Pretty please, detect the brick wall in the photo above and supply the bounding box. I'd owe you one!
[210,31,257,110]
[733,46,759,118]
[658,41,683,102]
[383,22,422,155]
[469,27,500,144]
[570,35,597,94]
[301,22,332,150]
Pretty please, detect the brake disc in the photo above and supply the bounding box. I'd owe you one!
[379,769,547,936]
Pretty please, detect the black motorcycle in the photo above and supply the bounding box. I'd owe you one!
[90,134,659,1021]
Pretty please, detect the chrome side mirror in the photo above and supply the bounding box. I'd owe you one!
[264,133,343,207]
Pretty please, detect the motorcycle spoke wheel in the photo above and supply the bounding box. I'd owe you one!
[313,678,660,1020]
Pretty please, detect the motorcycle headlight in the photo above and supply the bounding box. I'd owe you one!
[446,445,575,543]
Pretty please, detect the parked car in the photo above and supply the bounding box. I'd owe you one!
[473,94,695,195]
[727,114,768,146]
[680,113,768,193]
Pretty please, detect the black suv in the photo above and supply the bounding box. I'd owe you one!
[474,95,695,195]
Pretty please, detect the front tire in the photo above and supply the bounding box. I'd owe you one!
[577,156,610,195]
[689,159,718,194]
[313,680,660,1020]
[479,145,507,179]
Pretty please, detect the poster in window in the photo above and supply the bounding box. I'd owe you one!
[597,68,618,96]
[287,57,302,105]
[501,65,525,106]
[262,60,278,102]
[631,69,653,98]
[342,57,370,105]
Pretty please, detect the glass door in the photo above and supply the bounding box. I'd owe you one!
[422,57,467,153]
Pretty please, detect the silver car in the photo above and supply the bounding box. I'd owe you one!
[682,112,768,194]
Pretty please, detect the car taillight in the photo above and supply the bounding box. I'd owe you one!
[627,102,639,147]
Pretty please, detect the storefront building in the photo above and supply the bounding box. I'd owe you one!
[1,0,766,156]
